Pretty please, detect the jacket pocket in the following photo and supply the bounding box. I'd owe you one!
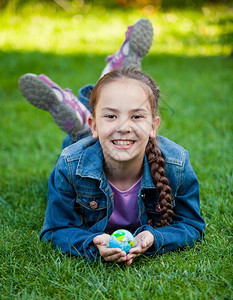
[75,191,107,226]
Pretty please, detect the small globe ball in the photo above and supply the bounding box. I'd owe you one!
[109,229,135,253]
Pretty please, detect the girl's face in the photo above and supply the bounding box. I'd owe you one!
[88,78,160,169]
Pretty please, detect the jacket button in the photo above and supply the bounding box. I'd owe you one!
[155,204,161,213]
[90,200,98,209]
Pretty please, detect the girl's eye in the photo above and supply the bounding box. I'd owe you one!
[132,115,144,120]
[105,114,116,119]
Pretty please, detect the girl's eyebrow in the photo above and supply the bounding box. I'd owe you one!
[101,107,119,112]
[101,107,149,113]
[130,108,149,113]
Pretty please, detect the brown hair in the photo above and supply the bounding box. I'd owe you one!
[90,67,173,227]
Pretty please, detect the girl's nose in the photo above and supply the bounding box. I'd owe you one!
[116,119,132,133]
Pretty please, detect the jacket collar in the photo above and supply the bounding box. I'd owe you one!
[76,139,104,180]
[75,139,155,189]
[141,156,156,189]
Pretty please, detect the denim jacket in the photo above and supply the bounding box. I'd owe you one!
[40,135,205,262]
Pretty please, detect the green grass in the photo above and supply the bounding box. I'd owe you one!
[0,3,233,299]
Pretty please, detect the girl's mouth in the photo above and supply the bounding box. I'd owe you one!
[112,140,135,146]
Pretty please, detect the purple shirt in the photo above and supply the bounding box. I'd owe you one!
[105,177,142,232]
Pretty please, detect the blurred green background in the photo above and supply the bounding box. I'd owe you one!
[0,0,232,299]
[1,0,232,57]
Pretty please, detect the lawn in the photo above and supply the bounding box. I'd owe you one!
[0,2,232,299]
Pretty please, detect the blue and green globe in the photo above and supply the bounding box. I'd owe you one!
[109,229,135,253]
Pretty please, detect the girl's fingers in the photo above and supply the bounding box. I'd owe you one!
[93,237,101,245]
[94,232,153,264]
[125,258,133,266]
[101,247,121,256]
[129,245,143,255]
[104,250,127,262]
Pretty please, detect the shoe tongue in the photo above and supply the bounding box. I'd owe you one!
[122,42,129,56]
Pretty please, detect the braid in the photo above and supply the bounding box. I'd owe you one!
[146,138,173,227]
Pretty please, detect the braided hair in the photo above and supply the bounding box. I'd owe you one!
[90,67,173,227]
[146,138,173,227]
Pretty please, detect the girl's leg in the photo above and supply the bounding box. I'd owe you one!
[100,18,153,78]
[18,74,91,143]
[78,84,94,113]
[77,18,154,110]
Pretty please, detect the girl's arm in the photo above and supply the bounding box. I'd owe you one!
[134,150,205,255]
[39,156,102,262]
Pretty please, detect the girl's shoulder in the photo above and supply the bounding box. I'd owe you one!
[60,136,99,160]
[157,135,187,167]
[58,137,104,179]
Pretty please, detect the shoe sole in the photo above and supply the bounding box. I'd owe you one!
[123,18,153,69]
[18,74,82,135]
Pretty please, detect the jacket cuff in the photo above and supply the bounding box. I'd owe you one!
[134,225,164,255]
[76,233,102,262]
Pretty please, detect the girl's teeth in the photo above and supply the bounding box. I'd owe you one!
[113,140,133,145]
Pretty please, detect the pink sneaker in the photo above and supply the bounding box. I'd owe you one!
[18,73,90,136]
[101,18,153,77]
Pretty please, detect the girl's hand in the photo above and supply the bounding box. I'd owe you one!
[125,230,154,265]
[93,234,127,263]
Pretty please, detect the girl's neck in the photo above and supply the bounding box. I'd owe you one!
[104,159,143,191]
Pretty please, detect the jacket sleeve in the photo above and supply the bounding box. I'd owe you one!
[39,155,101,262]
[134,150,205,254]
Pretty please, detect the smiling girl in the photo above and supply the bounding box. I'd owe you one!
[18,20,205,265]
[19,68,205,265]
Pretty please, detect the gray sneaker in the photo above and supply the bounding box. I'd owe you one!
[100,18,153,77]
[18,73,90,135]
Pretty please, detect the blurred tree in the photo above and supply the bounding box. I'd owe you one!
[0,0,45,10]
[0,0,231,10]
[0,0,8,9]
[116,0,160,7]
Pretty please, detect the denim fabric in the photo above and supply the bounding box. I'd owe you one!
[40,133,205,262]
[78,84,94,112]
